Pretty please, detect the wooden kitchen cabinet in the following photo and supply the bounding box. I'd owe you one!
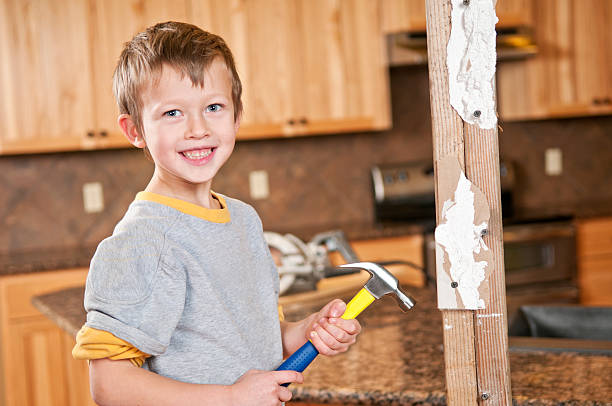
[497,0,612,121]
[1,0,391,154]
[0,0,98,155]
[192,0,391,139]
[576,217,612,306]
[89,0,193,144]
[0,268,93,406]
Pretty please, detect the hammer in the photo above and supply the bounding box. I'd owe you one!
[276,262,416,381]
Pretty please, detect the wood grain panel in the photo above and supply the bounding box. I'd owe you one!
[90,0,191,138]
[425,0,511,403]
[0,0,95,152]
[578,254,612,306]
[497,0,612,121]
[0,269,91,406]
[576,217,612,258]
[465,124,512,405]
[424,0,477,404]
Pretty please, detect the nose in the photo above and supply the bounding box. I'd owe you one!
[186,114,209,139]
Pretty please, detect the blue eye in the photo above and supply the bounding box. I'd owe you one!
[206,104,222,113]
[164,109,182,117]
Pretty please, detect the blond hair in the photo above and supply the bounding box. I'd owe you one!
[113,21,242,137]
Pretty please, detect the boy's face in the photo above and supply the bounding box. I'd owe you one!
[129,58,239,191]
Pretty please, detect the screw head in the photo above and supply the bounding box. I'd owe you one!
[451,281,459,288]
[463,0,470,5]
[481,392,490,400]
[473,110,482,118]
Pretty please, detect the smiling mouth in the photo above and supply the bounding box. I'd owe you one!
[181,148,214,160]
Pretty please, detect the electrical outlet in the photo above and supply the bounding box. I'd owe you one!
[545,148,563,176]
[83,182,104,213]
[249,170,269,200]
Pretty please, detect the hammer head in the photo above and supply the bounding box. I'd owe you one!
[339,262,416,311]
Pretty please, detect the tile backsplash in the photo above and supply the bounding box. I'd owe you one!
[2,66,612,259]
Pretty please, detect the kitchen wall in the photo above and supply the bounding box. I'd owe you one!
[1,66,612,262]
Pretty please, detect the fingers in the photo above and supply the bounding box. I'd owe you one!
[326,299,347,318]
[310,317,361,355]
[317,299,346,319]
[278,386,293,402]
[273,370,304,386]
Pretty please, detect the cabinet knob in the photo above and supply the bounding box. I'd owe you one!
[100,130,108,137]
[86,131,95,138]
[299,117,308,125]
[287,119,295,125]
[593,98,603,105]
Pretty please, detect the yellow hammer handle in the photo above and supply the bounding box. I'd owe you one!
[341,288,376,320]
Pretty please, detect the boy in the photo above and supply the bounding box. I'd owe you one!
[72,21,361,405]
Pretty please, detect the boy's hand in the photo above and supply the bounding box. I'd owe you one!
[308,299,362,356]
[230,369,303,405]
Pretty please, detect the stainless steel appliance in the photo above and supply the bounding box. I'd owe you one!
[371,161,579,321]
[371,160,515,226]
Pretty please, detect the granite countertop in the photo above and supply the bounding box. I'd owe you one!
[32,285,612,405]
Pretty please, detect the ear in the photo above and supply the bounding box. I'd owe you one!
[118,114,146,148]
[234,112,242,133]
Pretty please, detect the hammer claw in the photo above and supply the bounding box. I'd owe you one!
[339,262,416,310]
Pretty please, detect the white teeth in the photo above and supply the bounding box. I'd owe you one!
[183,149,212,160]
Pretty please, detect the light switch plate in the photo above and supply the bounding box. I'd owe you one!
[249,170,269,200]
[545,148,563,176]
[83,182,104,213]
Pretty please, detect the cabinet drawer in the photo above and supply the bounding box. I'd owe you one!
[0,269,88,321]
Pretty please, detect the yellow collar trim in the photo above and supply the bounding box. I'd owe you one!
[135,191,230,223]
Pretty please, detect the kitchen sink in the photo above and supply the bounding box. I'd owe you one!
[508,305,612,355]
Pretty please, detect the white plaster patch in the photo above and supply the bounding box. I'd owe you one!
[447,0,498,129]
[434,157,491,310]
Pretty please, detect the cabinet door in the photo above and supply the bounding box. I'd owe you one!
[380,0,427,33]
[3,318,95,406]
[578,255,612,306]
[497,0,612,120]
[0,0,95,154]
[576,217,612,306]
[193,0,391,139]
[90,0,192,146]
[293,0,391,136]
[495,0,535,27]
[191,0,298,139]
[572,0,612,110]
[0,269,91,406]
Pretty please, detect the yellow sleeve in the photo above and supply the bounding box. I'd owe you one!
[72,326,150,368]
[278,305,285,322]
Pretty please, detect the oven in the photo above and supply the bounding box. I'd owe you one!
[371,161,580,321]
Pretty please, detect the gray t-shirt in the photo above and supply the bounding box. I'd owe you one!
[83,191,283,385]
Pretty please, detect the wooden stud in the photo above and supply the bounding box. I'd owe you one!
[425,0,512,404]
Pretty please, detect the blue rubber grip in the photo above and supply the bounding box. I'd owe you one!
[276,340,319,386]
